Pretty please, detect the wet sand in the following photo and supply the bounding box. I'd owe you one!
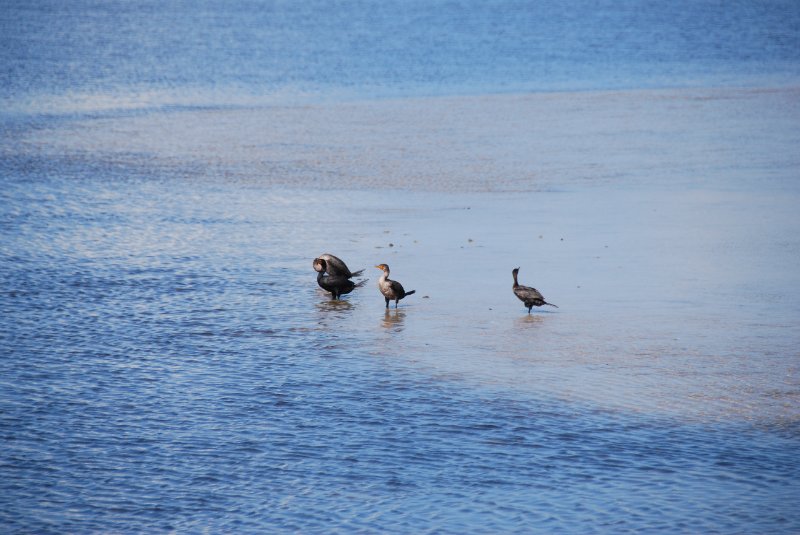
[10,86,800,425]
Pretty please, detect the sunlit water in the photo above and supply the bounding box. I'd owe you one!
[3,0,800,533]
[2,162,799,532]
[2,0,799,114]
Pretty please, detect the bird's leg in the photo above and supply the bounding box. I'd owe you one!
[395,299,399,309]
[385,297,390,308]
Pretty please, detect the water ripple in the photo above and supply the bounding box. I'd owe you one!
[3,99,800,532]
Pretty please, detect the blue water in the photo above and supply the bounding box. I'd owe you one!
[2,170,798,532]
[2,1,800,533]
[2,0,799,114]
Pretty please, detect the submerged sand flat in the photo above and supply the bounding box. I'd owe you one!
[10,86,800,425]
[19,86,800,192]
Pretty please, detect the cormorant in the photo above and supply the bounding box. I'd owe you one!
[512,267,558,313]
[316,258,367,299]
[376,264,415,308]
[313,253,364,278]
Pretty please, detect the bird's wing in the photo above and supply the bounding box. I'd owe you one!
[389,280,405,295]
[319,254,351,277]
[515,285,544,301]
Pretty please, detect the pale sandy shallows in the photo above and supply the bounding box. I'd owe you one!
[22,86,800,192]
[13,86,800,424]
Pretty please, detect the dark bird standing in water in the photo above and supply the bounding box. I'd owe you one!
[376,264,415,308]
[512,267,558,313]
[313,253,364,279]
[316,258,367,300]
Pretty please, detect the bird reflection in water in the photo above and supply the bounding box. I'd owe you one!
[315,298,354,327]
[381,308,406,331]
[515,313,545,328]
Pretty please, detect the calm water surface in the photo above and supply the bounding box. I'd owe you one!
[2,0,800,532]
[2,166,799,532]
[2,0,799,113]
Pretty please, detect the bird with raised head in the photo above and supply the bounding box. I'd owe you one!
[316,258,367,300]
[512,267,558,313]
[375,263,415,308]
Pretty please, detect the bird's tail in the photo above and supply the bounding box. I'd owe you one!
[405,290,416,296]
[351,269,365,278]
[545,301,558,308]
[354,279,369,288]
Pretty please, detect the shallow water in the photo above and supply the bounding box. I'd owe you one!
[2,96,800,529]
[3,0,800,532]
